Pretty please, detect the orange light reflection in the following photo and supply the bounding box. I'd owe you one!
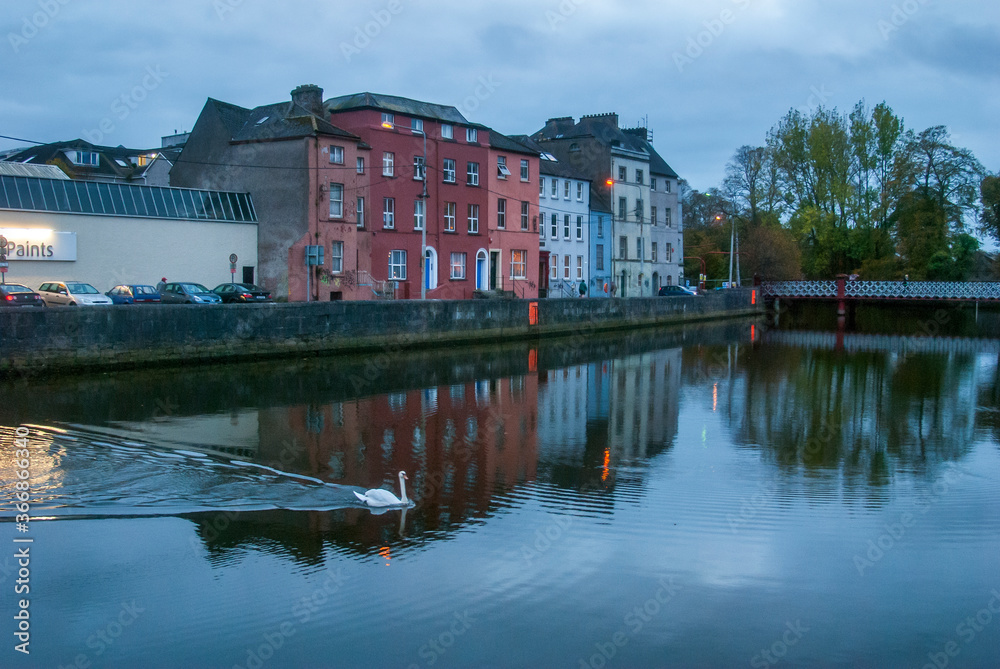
[712,383,718,412]
[601,448,610,482]
[379,546,391,566]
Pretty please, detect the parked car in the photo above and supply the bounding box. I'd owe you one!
[658,285,698,297]
[37,281,113,306]
[212,283,273,303]
[0,283,45,307]
[106,284,162,305]
[159,282,222,304]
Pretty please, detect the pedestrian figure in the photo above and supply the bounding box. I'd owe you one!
[156,277,166,292]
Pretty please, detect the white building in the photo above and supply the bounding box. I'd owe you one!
[0,171,258,291]
[538,156,591,298]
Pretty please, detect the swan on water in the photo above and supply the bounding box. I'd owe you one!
[354,471,411,507]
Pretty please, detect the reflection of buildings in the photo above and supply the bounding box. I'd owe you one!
[536,348,681,489]
[258,374,539,527]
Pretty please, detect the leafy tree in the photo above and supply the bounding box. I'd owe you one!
[980,175,1000,243]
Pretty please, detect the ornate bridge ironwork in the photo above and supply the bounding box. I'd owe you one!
[761,280,1000,301]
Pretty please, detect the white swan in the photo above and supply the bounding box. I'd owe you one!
[354,471,411,507]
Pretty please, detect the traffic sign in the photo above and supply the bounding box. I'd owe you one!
[229,253,238,264]
[0,236,7,250]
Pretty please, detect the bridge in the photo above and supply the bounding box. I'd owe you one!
[760,329,1000,356]
[760,277,1000,303]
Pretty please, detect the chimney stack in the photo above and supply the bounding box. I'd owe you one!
[291,84,324,117]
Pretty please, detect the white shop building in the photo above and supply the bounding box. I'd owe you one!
[0,165,258,291]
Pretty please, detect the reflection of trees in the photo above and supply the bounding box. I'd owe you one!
[709,343,980,485]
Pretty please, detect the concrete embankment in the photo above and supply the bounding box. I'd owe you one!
[0,289,761,376]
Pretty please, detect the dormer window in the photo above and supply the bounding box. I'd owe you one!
[70,151,99,166]
[570,143,580,152]
[466,127,478,143]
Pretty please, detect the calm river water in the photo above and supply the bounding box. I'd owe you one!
[1,310,999,668]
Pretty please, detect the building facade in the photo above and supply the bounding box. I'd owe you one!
[171,85,372,301]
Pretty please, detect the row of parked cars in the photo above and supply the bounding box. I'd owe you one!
[0,280,272,307]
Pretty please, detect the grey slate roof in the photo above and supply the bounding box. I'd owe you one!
[206,98,359,143]
[510,134,591,180]
[2,139,163,181]
[487,130,538,156]
[325,92,469,125]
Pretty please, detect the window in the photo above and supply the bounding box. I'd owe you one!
[651,206,657,226]
[441,124,453,139]
[563,214,571,239]
[637,237,645,260]
[497,198,506,229]
[444,202,456,232]
[618,166,626,181]
[329,146,344,164]
[539,177,545,197]
[466,127,478,143]
[72,151,99,166]
[331,241,344,273]
[356,197,365,228]
[551,179,557,197]
[577,182,584,201]
[651,177,657,191]
[665,180,672,193]
[563,255,570,279]
[468,204,479,233]
[539,211,545,238]
[497,156,510,179]
[652,242,658,262]
[413,156,425,180]
[576,255,583,280]
[550,255,558,279]
[383,197,395,228]
[636,199,644,223]
[381,112,394,127]
[564,180,571,199]
[619,236,628,260]
[576,216,583,240]
[596,245,604,270]
[443,158,456,183]
[450,252,466,279]
[520,159,529,181]
[356,156,365,174]
[412,118,423,134]
[665,207,672,227]
[597,217,604,238]
[666,242,673,263]
[328,183,343,218]
[389,250,406,279]
[383,152,394,177]
[467,162,479,186]
[511,250,527,279]
[636,169,644,185]
[618,197,627,220]
[550,213,557,238]
[414,199,425,230]
[521,201,529,230]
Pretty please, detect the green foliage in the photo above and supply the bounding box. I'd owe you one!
[716,100,987,279]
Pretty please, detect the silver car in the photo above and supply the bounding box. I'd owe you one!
[37,281,113,306]
[159,282,222,304]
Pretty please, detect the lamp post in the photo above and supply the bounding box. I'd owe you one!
[419,126,428,300]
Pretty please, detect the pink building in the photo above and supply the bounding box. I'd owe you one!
[172,85,373,301]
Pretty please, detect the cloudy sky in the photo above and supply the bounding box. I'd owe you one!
[2,0,998,190]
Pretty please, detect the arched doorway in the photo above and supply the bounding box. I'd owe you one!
[424,247,438,291]
[476,249,488,291]
[652,272,659,293]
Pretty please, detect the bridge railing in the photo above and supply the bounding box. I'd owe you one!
[762,279,1000,301]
